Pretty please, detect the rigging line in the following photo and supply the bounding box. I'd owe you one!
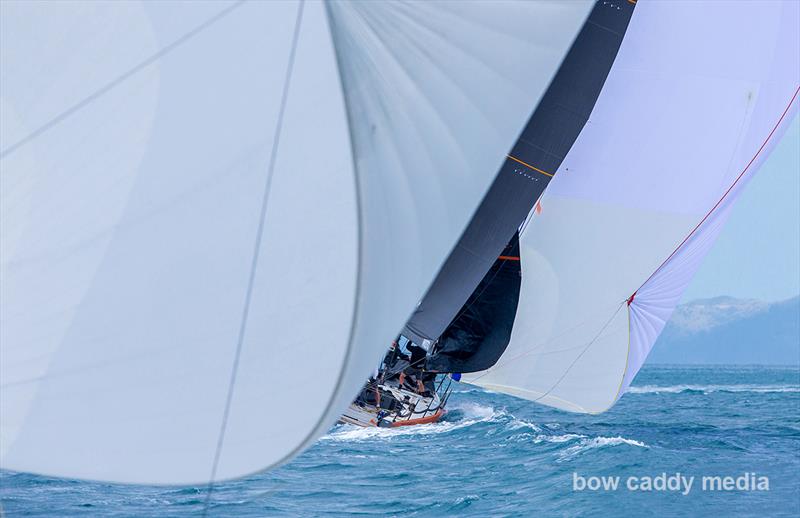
[202,1,305,514]
[530,302,625,404]
[0,0,246,161]
[630,85,800,299]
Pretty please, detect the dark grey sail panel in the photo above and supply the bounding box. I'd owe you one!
[426,235,521,373]
[401,160,548,347]
[402,0,636,351]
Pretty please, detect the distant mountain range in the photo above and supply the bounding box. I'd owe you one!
[648,295,800,365]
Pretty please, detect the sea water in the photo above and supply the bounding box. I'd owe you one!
[2,365,798,517]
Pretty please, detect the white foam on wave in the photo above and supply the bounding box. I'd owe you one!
[453,494,480,505]
[533,433,584,444]
[507,420,542,433]
[558,436,648,460]
[627,384,800,395]
[453,387,488,395]
[323,403,649,464]
[456,402,501,420]
[321,403,501,442]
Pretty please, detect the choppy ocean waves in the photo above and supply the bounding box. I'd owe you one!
[322,402,648,461]
[2,366,798,517]
[322,403,501,442]
[626,384,800,395]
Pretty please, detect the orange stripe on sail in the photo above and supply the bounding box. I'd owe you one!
[506,155,553,177]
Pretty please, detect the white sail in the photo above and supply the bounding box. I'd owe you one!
[0,0,591,483]
[464,0,800,413]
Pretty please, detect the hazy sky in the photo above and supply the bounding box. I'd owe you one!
[682,118,799,302]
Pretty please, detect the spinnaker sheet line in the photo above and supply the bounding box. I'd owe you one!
[527,302,625,407]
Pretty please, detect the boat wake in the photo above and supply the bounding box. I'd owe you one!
[627,384,800,395]
[322,403,503,442]
[557,436,648,460]
[324,402,648,461]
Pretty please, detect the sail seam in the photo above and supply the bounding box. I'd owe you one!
[202,1,305,512]
[0,0,247,160]
[222,0,367,485]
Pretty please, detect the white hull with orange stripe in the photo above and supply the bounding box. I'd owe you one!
[340,383,446,428]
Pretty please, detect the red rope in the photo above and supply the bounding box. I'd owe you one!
[630,85,800,301]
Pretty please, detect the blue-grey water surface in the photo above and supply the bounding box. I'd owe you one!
[2,365,799,517]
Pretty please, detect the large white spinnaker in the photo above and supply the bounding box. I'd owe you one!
[464,0,800,413]
[0,0,591,483]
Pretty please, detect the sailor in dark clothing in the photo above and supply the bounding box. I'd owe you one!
[419,370,436,397]
[382,338,410,384]
[401,341,428,393]
[387,353,410,384]
[355,377,379,407]
[400,370,424,394]
[407,343,427,368]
